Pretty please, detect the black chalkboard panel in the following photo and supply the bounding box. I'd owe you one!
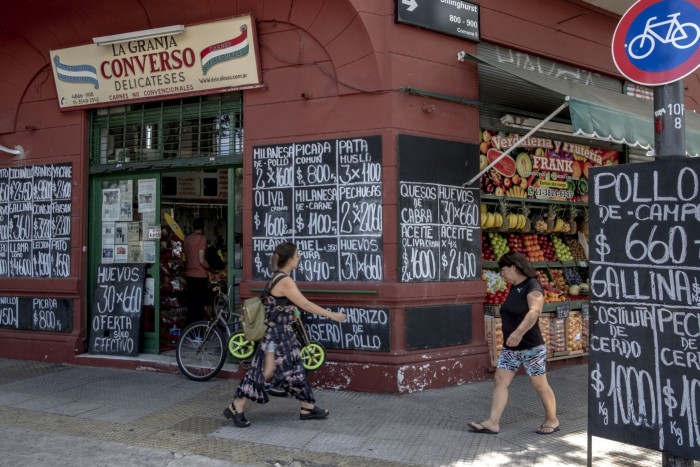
[0,164,72,278]
[303,305,390,351]
[89,263,145,356]
[251,137,383,282]
[398,135,481,282]
[0,296,72,332]
[587,157,700,460]
[405,304,472,350]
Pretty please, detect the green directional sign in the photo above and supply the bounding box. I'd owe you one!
[395,0,480,42]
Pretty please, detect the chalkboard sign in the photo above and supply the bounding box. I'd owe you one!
[251,137,383,282]
[0,163,72,278]
[588,157,700,460]
[303,305,390,351]
[398,135,481,282]
[0,296,72,332]
[555,303,569,319]
[405,304,472,350]
[89,263,145,356]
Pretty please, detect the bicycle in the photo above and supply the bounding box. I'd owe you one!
[628,12,700,60]
[176,280,327,381]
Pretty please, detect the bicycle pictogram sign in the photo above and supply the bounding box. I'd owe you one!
[612,0,700,86]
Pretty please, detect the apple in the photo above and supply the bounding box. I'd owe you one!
[503,177,512,188]
[512,174,521,185]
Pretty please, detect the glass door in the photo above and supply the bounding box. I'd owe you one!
[88,173,162,354]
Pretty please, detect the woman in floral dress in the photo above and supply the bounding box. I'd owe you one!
[224,241,347,427]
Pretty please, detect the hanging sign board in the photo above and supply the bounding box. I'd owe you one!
[395,0,480,42]
[611,0,700,85]
[49,15,262,110]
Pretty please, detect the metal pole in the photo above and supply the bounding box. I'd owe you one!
[654,79,693,467]
[464,99,570,186]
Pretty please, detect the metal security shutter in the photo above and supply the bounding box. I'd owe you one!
[89,93,243,172]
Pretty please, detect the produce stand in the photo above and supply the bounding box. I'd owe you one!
[479,128,616,365]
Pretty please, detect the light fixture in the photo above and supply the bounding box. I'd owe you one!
[0,144,24,158]
[93,25,185,46]
[500,114,573,137]
[501,114,574,136]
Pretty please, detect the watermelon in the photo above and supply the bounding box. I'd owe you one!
[486,148,516,178]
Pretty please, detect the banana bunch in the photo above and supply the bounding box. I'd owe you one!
[506,213,527,230]
[481,211,503,229]
[551,217,571,233]
[505,185,527,198]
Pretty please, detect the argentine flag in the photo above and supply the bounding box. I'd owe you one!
[200,25,249,75]
[54,55,99,89]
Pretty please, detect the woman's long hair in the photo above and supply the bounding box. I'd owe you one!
[270,241,297,271]
[497,251,537,278]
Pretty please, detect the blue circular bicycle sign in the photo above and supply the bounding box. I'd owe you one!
[612,0,700,85]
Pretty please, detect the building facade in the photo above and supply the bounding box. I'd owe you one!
[1,0,698,393]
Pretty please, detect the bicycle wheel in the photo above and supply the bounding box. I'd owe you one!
[228,331,256,359]
[300,342,326,371]
[176,320,227,381]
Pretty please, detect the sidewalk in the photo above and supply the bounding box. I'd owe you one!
[0,357,679,466]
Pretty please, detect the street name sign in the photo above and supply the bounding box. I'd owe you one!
[395,0,480,42]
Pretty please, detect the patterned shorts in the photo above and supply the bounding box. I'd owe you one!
[497,344,547,376]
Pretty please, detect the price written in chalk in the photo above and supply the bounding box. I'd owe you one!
[251,136,383,282]
[588,159,700,458]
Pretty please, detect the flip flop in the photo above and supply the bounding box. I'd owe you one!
[468,421,499,434]
[536,424,560,435]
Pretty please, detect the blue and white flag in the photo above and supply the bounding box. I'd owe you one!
[53,55,99,89]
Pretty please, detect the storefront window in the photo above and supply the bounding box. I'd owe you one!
[89,94,243,166]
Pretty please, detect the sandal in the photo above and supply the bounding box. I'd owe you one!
[223,403,251,428]
[300,405,329,420]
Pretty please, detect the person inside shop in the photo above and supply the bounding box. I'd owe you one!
[468,251,560,435]
[223,241,347,428]
[183,217,217,325]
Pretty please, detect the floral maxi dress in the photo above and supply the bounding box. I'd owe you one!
[234,282,316,404]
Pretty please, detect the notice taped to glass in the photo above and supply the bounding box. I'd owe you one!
[252,136,382,282]
[588,158,700,460]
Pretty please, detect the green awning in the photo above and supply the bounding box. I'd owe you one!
[460,52,700,157]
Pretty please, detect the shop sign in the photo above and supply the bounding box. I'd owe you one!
[49,15,262,110]
[395,0,479,42]
[479,129,619,202]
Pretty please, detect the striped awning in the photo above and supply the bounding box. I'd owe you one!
[460,51,700,157]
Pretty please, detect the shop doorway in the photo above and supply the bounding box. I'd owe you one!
[88,167,242,355]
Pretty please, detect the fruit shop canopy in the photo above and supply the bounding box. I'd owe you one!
[459,51,700,157]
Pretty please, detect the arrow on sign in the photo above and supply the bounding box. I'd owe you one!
[402,0,418,12]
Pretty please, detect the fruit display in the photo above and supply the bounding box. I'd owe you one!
[506,233,525,255]
[549,268,568,294]
[537,235,557,261]
[505,212,528,230]
[482,233,495,261]
[549,217,571,233]
[523,234,545,262]
[581,315,589,352]
[566,237,587,261]
[483,269,507,293]
[563,267,582,286]
[481,210,504,229]
[567,312,583,352]
[487,232,509,260]
[551,236,574,261]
